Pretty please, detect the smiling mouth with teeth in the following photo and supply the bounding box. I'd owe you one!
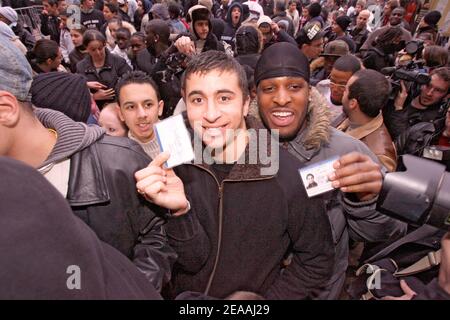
[272,112,293,117]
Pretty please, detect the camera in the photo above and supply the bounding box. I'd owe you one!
[382,63,430,101]
[381,40,430,100]
[377,155,450,231]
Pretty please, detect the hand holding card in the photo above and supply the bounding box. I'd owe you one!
[328,152,383,201]
[135,152,190,216]
[154,114,195,168]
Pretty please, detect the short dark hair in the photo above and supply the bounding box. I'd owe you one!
[168,2,181,18]
[27,39,59,64]
[308,3,322,18]
[43,0,58,6]
[430,67,450,83]
[424,45,449,68]
[430,67,450,94]
[348,69,390,118]
[181,51,249,99]
[108,17,123,26]
[82,29,106,48]
[306,173,314,179]
[275,1,286,12]
[116,27,131,38]
[105,3,120,15]
[333,54,362,74]
[145,19,170,45]
[131,31,146,41]
[116,71,161,103]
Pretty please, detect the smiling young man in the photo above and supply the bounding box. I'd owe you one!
[116,71,163,159]
[135,50,335,299]
[255,42,407,299]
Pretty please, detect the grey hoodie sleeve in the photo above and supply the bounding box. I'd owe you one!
[341,192,408,242]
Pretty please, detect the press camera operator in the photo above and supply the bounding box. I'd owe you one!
[383,67,449,140]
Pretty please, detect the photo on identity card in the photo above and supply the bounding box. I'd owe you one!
[154,114,195,168]
[298,156,338,197]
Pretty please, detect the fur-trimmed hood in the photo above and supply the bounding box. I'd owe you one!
[302,85,331,150]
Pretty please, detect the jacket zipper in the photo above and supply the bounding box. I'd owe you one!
[190,164,273,295]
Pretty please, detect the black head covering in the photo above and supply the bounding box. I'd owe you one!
[31,72,92,123]
[0,157,161,299]
[335,15,351,32]
[254,42,310,85]
[235,25,260,55]
[424,10,441,26]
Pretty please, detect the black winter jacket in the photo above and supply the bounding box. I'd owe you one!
[76,49,131,108]
[165,119,335,299]
[40,14,60,44]
[35,108,176,291]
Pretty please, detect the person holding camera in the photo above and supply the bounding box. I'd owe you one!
[383,67,450,140]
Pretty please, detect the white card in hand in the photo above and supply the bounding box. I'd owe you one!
[154,114,195,168]
[299,156,338,198]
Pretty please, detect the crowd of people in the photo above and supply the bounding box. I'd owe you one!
[0,0,449,300]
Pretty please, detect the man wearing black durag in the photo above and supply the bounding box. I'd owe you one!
[255,42,407,299]
[0,157,162,300]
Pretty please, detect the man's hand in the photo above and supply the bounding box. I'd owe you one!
[439,232,450,295]
[135,152,189,216]
[174,36,195,56]
[328,152,383,201]
[87,81,107,90]
[394,80,408,111]
[93,88,115,100]
[382,279,417,300]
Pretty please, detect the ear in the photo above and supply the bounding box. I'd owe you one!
[243,95,250,117]
[158,99,164,117]
[116,104,125,122]
[349,98,359,111]
[0,91,21,128]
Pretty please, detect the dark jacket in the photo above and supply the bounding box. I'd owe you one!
[263,29,297,51]
[12,22,35,52]
[35,108,176,291]
[221,2,244,46]
[135,47,157,75]
[40,14,60,44]
[395,121,438,157]
[76,49,131,108]
[348,225,448,300]
[0,157,162,300]
[362,47,393,72]
[283,88,407,299]
[395,119,450,170]
[235,53,260,70]
[69,46,88,73]
[165,118,335,299]
[81,9,106,30]
[350,26,370,52]
[383,97,448,140]
[272,11,295,37]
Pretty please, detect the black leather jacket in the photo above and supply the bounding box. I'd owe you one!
[67,135,177,291]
